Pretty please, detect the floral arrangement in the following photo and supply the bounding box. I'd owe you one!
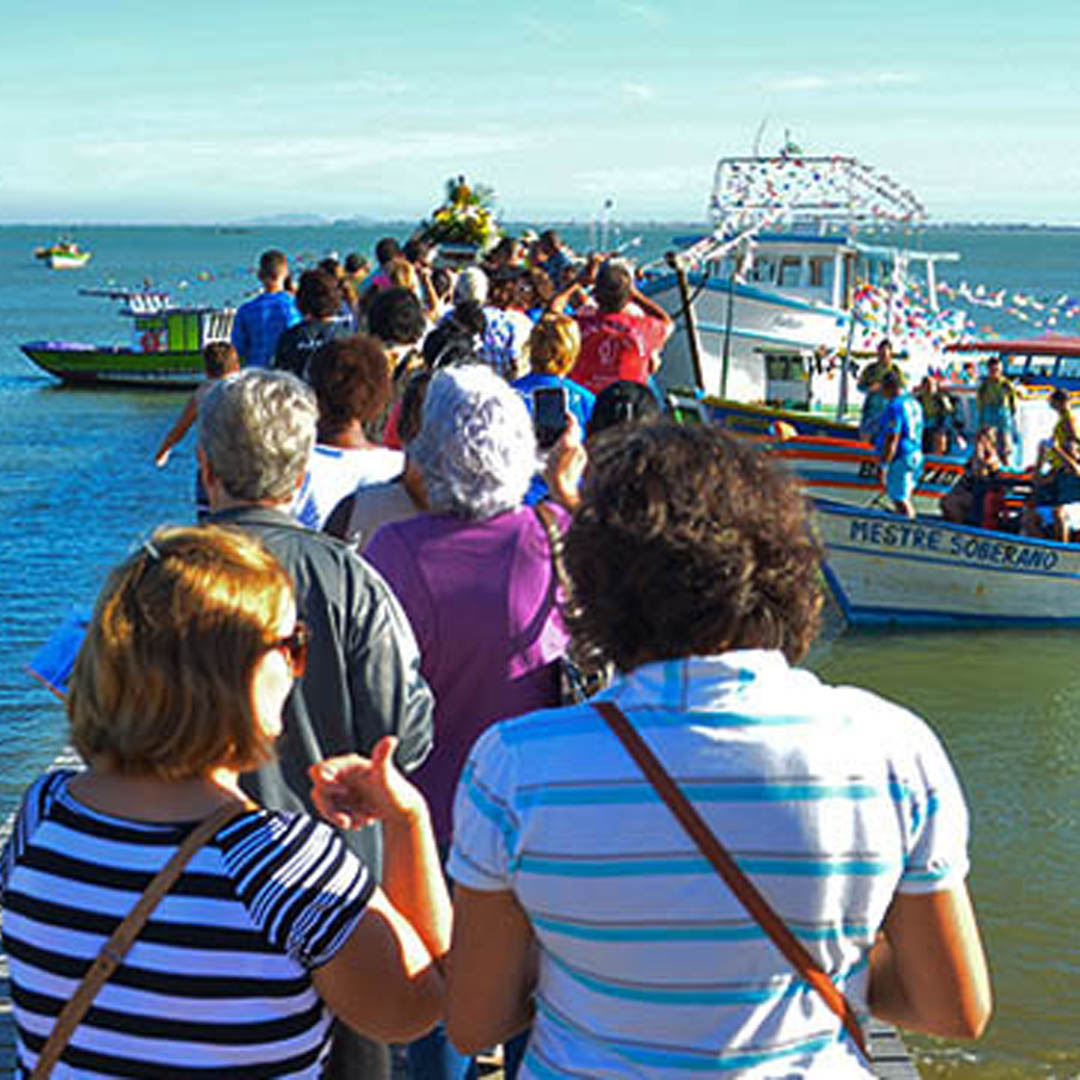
[418,175,501,250]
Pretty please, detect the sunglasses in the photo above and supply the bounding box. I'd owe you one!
[269,621,309,678]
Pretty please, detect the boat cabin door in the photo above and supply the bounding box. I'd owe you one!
[762,349,812,409]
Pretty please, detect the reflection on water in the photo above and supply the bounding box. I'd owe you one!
[809,626,1080,1077]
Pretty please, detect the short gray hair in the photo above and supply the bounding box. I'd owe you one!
[453,267,489,306]
[410,365,537,518]
[199,369,317,503]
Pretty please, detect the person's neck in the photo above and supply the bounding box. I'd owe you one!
[262,280,286,294]
[68,766,246,823]
[319,420,371,450]
[211,493,293,513]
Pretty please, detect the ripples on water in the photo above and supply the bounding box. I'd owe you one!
[4,224,1080,1076]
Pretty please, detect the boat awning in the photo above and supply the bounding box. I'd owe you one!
[947,337,1080,357]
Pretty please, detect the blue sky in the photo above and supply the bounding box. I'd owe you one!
[3,0,1079,224]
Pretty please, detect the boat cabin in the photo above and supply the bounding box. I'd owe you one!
[948,338,1080,391]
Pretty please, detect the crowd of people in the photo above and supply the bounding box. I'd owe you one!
[859,338,1080,538]
[1,234,993,1078]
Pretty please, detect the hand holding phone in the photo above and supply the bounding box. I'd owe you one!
[533,386,570,449]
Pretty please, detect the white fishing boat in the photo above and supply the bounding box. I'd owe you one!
[814,499,1080,627]
[641,146,964,414]
[35,240,91,270]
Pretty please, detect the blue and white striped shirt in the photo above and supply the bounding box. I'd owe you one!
[449,651,969,1078]
[1,771,374,1077]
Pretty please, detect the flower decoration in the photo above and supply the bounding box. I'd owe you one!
[418,175,502,250]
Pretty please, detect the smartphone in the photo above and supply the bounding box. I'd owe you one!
[533,386,570,449]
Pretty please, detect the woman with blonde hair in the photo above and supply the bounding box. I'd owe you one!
[512,312,595,438]
[0,525,450,1077]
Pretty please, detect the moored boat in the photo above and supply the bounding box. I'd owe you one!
[814,498,1080,627]
[946,336,1080,392]
[35,240,92,270]
[642,148,964,413]
[20,289,235,389]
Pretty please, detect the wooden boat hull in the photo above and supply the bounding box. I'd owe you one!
[20,343,203,389]
[770,435,965,515]
[698,397,860,441]
[814,499,1080,627]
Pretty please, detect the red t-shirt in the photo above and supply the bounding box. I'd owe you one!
[570,309,669,394]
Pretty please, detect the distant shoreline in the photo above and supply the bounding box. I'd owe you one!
[2,219,1080,232]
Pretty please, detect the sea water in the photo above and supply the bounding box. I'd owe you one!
[2,222,1079,1077]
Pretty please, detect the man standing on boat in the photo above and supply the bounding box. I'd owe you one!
[976,355,1018,465]
[858,338,901,442]
[878,368,924,519]
[231,249,302,369]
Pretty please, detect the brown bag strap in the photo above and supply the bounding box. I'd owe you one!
[592,701,868,1058]
[30,801,251,1078]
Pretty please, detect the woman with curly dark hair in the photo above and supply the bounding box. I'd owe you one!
[412,422,989,1077]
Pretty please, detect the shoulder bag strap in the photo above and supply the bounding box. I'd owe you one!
[591,700,868,1058]
[30,801,251,1079]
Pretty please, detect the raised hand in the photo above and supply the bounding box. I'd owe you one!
[309,737,428,830]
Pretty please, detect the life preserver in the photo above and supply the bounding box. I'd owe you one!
[140,329,164,353]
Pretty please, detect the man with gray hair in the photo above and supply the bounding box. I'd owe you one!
[198,368,434,1079]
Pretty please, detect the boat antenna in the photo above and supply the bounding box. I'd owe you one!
[751,118,768,157]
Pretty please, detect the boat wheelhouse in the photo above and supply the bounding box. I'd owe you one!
[642,152,963,414]
[946,337,1080,391]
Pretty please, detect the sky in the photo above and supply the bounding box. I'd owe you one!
[3,0,1080,225]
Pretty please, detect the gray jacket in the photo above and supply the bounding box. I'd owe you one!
[206,505,434,875]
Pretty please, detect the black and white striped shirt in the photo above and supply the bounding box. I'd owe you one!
[1,770,374,1077]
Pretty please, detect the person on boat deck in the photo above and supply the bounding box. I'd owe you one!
[976,355,1018,464]
[940,427,1006,528]
[916,373,958,456]
[272,268,351,382]
[314,422,992,1079]
[857,338,901,442]
[1024,388,1080,541]
[877,368,924,519]
[557,258,672,395]
[231,249,302,369]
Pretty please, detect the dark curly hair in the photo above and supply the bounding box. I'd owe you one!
[308,334,391,429]
[368,287,426,346]
[564,422,822,672]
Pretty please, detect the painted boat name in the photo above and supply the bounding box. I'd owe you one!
[848,519,1059,570]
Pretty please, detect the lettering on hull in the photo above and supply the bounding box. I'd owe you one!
[847,519,1060,571]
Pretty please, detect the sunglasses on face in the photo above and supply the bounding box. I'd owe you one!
[268,621,309,678]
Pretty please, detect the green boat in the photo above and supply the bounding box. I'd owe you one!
[20,289,235,389]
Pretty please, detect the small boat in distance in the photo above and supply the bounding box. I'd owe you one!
[20,288,235,389]
[34,240,92,270]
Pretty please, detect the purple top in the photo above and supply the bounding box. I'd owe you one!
[365,506,569,843]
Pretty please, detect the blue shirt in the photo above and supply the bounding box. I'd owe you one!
[512,372,596,436]
[877,392,923,462]
[232,291,301,369]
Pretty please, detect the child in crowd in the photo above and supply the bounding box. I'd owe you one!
[153,341,241,519]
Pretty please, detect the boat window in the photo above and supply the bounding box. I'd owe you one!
[1027,356,1056,382]
[765,355,807,380]
[809,256,833,289]
[750,256,776,284]
[1057,356,1080,381]
[778,255,802,286]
